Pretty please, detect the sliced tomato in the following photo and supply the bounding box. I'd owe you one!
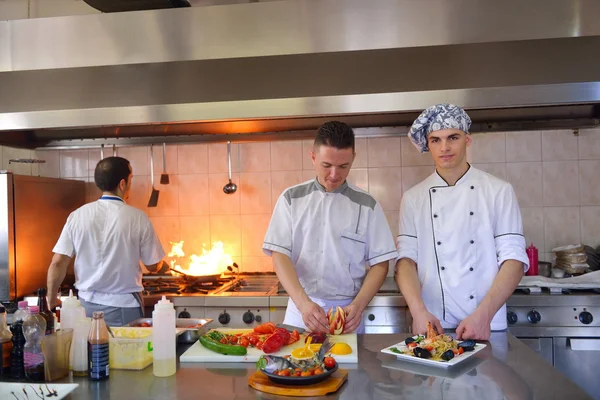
[407,342,418,349]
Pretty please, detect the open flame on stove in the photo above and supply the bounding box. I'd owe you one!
[168,241,233,276]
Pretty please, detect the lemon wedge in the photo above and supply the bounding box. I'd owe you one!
[330,342,352,355]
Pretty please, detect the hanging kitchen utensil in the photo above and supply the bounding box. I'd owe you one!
[223,141,237,194]
[147,144,160,207]
[160,142,170,184]
[100,144,105,159]
[113,144,117,157]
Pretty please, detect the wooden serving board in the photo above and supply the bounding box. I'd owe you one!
[248,369,348,397]
[179,329,358,363]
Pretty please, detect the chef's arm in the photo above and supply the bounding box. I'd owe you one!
[47,253,72,309]
[272,251,311,307]
[474,259,523,322]
[395,258,427,314]
[145,260,167,274]
[352,261,388,310]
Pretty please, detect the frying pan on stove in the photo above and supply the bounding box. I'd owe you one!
[170,268,222,284]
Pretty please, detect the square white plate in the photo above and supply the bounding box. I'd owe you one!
[380,337,486,368]
[0,383,79,400]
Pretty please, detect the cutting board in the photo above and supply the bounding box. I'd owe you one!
[248,369,348,397]
[180,329,358,363]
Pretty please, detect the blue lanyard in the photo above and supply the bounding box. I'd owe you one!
[100,195,124,203]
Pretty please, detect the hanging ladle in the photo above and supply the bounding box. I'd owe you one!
[223,141,237,194]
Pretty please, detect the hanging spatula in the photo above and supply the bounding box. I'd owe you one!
[160,142,170,184]
[148,144,160,207]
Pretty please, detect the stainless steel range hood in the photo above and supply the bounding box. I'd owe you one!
[1,0,600,148]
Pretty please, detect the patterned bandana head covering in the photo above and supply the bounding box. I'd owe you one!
[408,103,472,153]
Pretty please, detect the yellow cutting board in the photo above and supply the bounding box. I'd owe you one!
[179,329,358,363]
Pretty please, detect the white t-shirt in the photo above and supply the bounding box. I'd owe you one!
[397,166,529,330]
[53,195,165,308]
[263,178,397,300]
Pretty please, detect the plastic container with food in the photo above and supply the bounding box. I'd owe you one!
[109,327,153,370]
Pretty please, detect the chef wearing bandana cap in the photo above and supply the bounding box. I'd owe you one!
[395,104,529,340]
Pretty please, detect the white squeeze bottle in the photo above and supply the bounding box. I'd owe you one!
[152,296,176,377]
[60,290,85,332]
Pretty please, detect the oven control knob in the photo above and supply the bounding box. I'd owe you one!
[243,311,255,324]
[527,310,541,324]
[579,311,593,325]
[507,311,518,325]
[178,309,191,319]
[368,314,375,321]
[255,315,262,322]
[218,312,231,325]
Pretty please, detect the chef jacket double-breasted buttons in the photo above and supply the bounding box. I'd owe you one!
[397,166,529,330]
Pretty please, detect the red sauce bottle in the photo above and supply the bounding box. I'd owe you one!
[526,244,539,276]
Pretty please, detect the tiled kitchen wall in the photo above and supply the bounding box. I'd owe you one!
[14,127,600,275]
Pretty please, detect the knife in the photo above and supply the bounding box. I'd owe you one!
[276,324,306,334]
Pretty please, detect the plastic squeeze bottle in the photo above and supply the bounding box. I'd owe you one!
[60,290,85,332]
[152,296,176,377]
[0,306,13,377]
[22,306,47,381]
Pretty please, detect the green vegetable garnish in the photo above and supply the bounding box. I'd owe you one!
[390,347,402,354]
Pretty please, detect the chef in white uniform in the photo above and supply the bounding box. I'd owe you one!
[396,104,529,340]
[263,121,397,333]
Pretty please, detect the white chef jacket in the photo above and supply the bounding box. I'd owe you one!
[397,166,528,330]
[53,195,165,308]
[263,178,397,300]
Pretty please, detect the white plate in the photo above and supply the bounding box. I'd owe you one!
[380,337,486,369]
[0,382,79,400]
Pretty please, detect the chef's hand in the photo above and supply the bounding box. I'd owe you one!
[342,302,365,333]
[411,310,444,336]
[456,311,491,341]
[299,300,329,333]
[48,294,62,310]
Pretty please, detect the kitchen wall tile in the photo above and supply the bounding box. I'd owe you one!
[472,163,507,181]
[542,129,579,161]
[302,170,316,182]
[178,174,209,216]
[347,168,368,192]
[506,162,543,207]
[270,140,303,171]
[539,253,552,263]
[471,132,506,163]
[578,128,600,160]
[31,0,99,18]
[240,142,271,172]
[208,142,239,174]
[581,207,600,248]
[271,170,304,208]
[402,166,433,193]
[241,214,271,257]
[542,161,580,206]
[149,216,181,254]
[32,150,60,178]
[302,140,314,170]
[384,210,399,240]
[506,131,542,162]
[0,0,28,20]
[116,146,149,176]
[579,160,600,206]
[127,176,150,212]
[208,173,240,215]
[59,149,87,178]
[177,144,208,174]
[369,167,402,211]
[178,216,211,258]
[145,174,180,217]
[367,137,401,167]
[210,215,242,258]
[386,260,397,277]
[240,172,271,214]
[543,207,581,252]
[353,138,368,168]
[520,207,544,251]
[466,143,473,164]
[87,149,102,177]
[401,137,434,167]
[241,257,273,273]
[148,144,178,175]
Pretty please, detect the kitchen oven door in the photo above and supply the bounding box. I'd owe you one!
[553,337,600,400]
[517,337,553,365]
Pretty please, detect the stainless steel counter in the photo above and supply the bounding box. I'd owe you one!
[56,333,592,400]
